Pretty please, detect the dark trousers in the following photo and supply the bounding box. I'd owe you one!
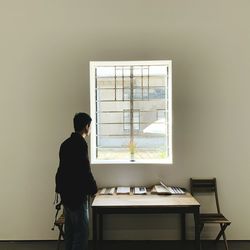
[64,200,89,250]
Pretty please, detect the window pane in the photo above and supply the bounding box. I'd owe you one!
[133,135,167,160]
[97,135,131,160]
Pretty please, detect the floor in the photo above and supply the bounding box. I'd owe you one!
[0,241,249,250]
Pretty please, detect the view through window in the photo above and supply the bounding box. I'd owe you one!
[90,61,172,164]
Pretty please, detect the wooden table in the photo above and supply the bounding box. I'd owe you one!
[92,192,200,250]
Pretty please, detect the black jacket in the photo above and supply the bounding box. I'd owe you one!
[55,132,97,209]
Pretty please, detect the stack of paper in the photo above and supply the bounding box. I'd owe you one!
[116,187,130,194]
[100,187,115,195]
[134,187,147,195]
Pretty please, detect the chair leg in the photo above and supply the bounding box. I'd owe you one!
[200,223,204,233]
[215,224,228,241]
[57,225,64,250]
[59,224,65,239]
[57,232,61,250]
[222,231,229,250]
[215,224,229,250]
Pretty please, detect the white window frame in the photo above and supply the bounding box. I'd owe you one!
[89,60,172,164]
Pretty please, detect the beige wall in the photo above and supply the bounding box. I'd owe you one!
[0,0,250,240]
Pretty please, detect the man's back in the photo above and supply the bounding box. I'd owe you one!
[56,132,97,209]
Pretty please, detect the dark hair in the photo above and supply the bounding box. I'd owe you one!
[73,112,92,132]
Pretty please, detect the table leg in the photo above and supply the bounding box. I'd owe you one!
[181,213,186,241]
[99,213,103,241]
[194,207,201,250]
[92,208,97,250]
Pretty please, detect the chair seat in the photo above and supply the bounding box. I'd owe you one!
[200,213,231,224]
[55,214,65,226]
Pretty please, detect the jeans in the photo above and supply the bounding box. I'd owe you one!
[64,199,89,250]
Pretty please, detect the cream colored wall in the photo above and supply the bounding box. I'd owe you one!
[0,0,250,240]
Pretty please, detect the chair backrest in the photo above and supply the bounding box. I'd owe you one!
[190,178,221,213]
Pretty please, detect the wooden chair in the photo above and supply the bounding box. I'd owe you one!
[190,178,231,250]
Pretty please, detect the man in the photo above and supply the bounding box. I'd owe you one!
[55,112,97,250]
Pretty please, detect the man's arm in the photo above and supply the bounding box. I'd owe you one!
[78,141,98,195]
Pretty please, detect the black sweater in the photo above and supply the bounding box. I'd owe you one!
[55,132,97,209]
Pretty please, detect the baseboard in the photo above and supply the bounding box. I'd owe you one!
[1,240,250,242]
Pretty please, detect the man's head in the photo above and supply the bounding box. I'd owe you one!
[73,112,92,136]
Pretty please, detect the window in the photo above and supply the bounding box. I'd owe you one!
[90,61,172,164]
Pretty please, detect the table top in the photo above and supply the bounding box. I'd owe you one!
[92,192,200,208]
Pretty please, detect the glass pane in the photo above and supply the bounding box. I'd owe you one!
[96,135,130,160]
[97,78,114,89]
[97,89,114,101]
[97,147,131,160]
[97,123,125,136]
[98,112,123,124]
[149,65,167,76]
[96,67,115,77]
[97,101,130,112]
[133,135,167,160]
